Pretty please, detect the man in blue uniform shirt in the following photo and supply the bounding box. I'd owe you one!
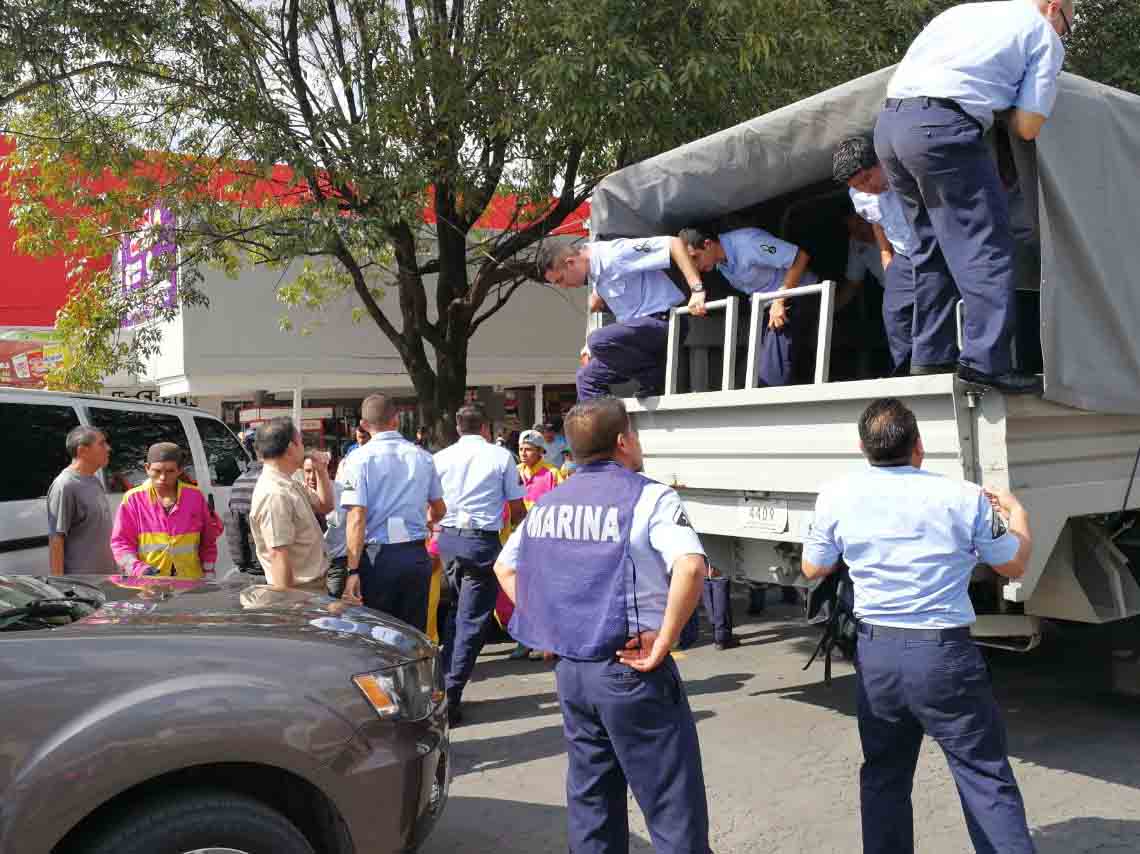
[495,397,711,854]
[875,0,1070,393]
[433,404,527,725]
[342,393,446,631]
[803,397,1035,854]
[679,226,816,387]
[834,136,921,375]
[539,237,708,401]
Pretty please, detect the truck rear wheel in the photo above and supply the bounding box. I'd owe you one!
[78,788,314,854]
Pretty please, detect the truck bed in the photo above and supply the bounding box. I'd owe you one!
[628,374,1140,623]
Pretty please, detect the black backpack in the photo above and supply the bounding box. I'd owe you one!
[803,566,857,685]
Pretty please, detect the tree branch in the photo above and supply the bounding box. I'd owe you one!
[484,140,589,269]
[471,277,527,332]
[330,237,406,356]
[388,221,444,350]
[1,62,188,109]
[456,134,508,232]
[326,0,361,125]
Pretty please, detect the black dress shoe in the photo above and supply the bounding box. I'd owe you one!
[446,689,463,727]
[956,364,1043,394]
[910,362,957,375]
[447,701,463,727]
[714,636,741,651]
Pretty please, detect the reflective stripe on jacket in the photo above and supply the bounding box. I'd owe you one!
[518,461,564,510]
[111,481,221,578]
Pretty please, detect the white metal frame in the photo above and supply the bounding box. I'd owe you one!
[664,297,740,395]
[663,282,836,395]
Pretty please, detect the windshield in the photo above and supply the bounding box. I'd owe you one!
[0,576,105,632]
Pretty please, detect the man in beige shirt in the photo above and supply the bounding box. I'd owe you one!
[249,417,341,594]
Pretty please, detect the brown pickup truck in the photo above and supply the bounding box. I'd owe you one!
[0,574,449,854]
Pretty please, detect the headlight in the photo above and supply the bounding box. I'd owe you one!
[353,657,444,721]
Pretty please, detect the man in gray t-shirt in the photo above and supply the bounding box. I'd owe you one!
[46,427,116,575]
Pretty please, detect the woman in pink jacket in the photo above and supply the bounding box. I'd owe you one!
[111,442,223,579]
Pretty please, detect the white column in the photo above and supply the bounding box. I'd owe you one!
[533,382,545,427]
[292,386,303,430]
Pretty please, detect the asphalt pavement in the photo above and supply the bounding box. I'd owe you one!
[424,598,1140,853]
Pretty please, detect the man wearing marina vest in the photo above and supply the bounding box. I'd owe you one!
[494,397,712,854]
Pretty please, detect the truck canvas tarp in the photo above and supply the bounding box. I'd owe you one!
[591,66,1140,415]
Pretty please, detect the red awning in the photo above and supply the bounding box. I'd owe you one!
[0,137,589,327]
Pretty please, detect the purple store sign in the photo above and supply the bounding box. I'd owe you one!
[120,206,178,325]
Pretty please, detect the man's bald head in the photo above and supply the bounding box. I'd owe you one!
[360,393,398,431]
[1033,0,1074,37]
[564,397,631,465]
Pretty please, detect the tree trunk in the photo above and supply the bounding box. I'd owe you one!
[432,333,469,446]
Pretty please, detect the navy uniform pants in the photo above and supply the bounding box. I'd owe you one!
[556,655,710,854]
[701,575,734,644]
[359,541,432,633]
[578,315,669,400]
[437,527,501,698]
[755,302,799,387]
[855,624,1034,854]
[875,100,1015,375]
[882,252,916,374]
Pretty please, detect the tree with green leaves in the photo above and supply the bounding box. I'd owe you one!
[1064,0,1140,94]
[2,0,852,437]
[0,0,811,428]
[2,0,1133,439]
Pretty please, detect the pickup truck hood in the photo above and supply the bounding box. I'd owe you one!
[0,575,434,667]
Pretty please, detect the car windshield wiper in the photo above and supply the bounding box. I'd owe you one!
[41,577,105,596]
[0,596,102,621]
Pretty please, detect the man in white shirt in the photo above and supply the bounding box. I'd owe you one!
[875,0,1070,393]
[539,237,707,400]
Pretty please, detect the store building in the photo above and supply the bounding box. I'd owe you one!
[141,245,586,451]
[1,148,589,452]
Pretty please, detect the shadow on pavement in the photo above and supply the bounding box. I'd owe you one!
[456,689,561,726]
[684,672,756,697]
[424,795,654,853]
[1032,816,1140,853]
[750,636,1140,792]
[450,710,716,778]
[460,661,756,727]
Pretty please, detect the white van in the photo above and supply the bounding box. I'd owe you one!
[0,389,252,576]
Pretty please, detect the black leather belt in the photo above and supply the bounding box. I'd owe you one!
[856,623,971,642]
[441,526,500,539]
[883,96,983,130]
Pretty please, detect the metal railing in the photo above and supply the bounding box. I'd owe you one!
[664,297,739,395]
[664,281,837,395]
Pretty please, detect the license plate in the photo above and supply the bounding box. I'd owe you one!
[740,497,788,533]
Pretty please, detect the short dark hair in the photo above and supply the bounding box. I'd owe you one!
[65,426,105,459]
[677,226,718,250]
[146,442,185,466]
[833,136,878,184]
[361,393,396,427]
[858,398,920,465]
[456,404,487,435]
[255,417,299,460]
[564,397,631,465]
[536,243,578,275]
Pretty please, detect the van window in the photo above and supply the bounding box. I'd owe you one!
[0,402,81,501]
[88,407,190,493]
[194,417,248,486]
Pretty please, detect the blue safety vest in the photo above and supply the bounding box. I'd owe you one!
[511,461,649,660]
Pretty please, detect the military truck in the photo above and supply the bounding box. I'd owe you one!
[588,67,1140,672]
